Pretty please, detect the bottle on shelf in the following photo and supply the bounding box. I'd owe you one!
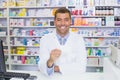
[114,16,120,26]
[109,7,114,15]
[95,7,98,16]
[106,6,109,15]
[101,17,106,26]
[100,6,103,16]
[102,6,106,15]
[98,7,101,16]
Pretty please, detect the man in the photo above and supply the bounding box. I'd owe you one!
[38,7,87,76]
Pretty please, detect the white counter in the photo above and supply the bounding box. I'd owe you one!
[10,71,103,80]
[104,57,120,80]
[8,57,120,80]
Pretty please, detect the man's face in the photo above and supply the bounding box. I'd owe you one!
[54,13,71,37]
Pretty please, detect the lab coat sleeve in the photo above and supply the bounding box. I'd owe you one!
[59,35,87,75]
[38,35,54,76]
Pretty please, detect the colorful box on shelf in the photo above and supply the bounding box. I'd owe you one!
[87,48,106,57]
[16,47,26,55]
[72,17,101,27]
[18,8,27,16]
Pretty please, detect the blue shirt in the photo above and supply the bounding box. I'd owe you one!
[56,33,69,45]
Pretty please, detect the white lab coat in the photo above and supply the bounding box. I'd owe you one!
[38,31,87,76]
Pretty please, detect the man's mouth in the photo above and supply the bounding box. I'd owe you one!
[60,26,66,29]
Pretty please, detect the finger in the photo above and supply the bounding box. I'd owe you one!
[55,49,61,54]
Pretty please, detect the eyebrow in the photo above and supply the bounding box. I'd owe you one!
[56,17,70,20]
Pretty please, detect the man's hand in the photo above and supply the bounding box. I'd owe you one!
[47,49,61,68]
[54,66,60,72]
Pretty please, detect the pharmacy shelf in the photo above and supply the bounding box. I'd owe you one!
[10,26,55,28]
[0,17,7,18]
[10,45,39,47]
[3,45,8,47]
[5,63,9,65]
[86,46,109,48]
[83,36,120,38]
[71,26,120,28]
[11,54,39,56]
[0,7,7,8]
[72,15,115,18]
[0,3,8,71]
[95,5,120,7]
[10,36,42,38]
[0,26,7,28]
[9,5,54,69]
[9,6,66,8]
[87,56,104,58]
[87,65,103,67]
[0,36,7,37]
[9,16,54,18]
[4,54,9,56]
[11,63,37,66]
[114,16,120,17]
[68,5,120,7]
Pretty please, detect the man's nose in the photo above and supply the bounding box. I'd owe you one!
[61,21,65,25]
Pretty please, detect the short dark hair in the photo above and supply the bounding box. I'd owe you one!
[54,7,71,19]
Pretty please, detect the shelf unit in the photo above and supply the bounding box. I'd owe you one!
[8,1,66,71]
[0,0,120,72]
[0,0,9,70]
[68,1,120,72]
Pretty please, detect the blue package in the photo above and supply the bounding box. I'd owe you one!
[118,0,120,4]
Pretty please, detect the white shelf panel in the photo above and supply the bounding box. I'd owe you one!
[0,17,7,18]
[11,63,37,66]
[10,26,55,28]
[10,45,39,47]
[10,36,119,38]
[9,16,54,18]
[3,45,8,46]
[0,7,7,9]
[87,56,103,58]
[9,6,66,8]
[95,5,120,7]
[0,26,7,28]
[0,35,7,37]
[71,26,120,28]
[10,35,42,38]
[86,46,109,48]
[5,63,9,65]
[4,54,9,56]
[72,15,114,18]
[11,54,39,56]
[68,5,120,7]
[87,65,103,67]
[84,36,120,38]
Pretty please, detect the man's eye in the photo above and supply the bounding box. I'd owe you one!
[57,19,61,21]
[65,19,69,21]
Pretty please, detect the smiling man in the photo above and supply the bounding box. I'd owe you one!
[38,7,87,76]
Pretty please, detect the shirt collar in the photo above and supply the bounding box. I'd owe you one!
[56,33,69,45]
[56,32,69,40]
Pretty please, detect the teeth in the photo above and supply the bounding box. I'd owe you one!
[61,26,65,29]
